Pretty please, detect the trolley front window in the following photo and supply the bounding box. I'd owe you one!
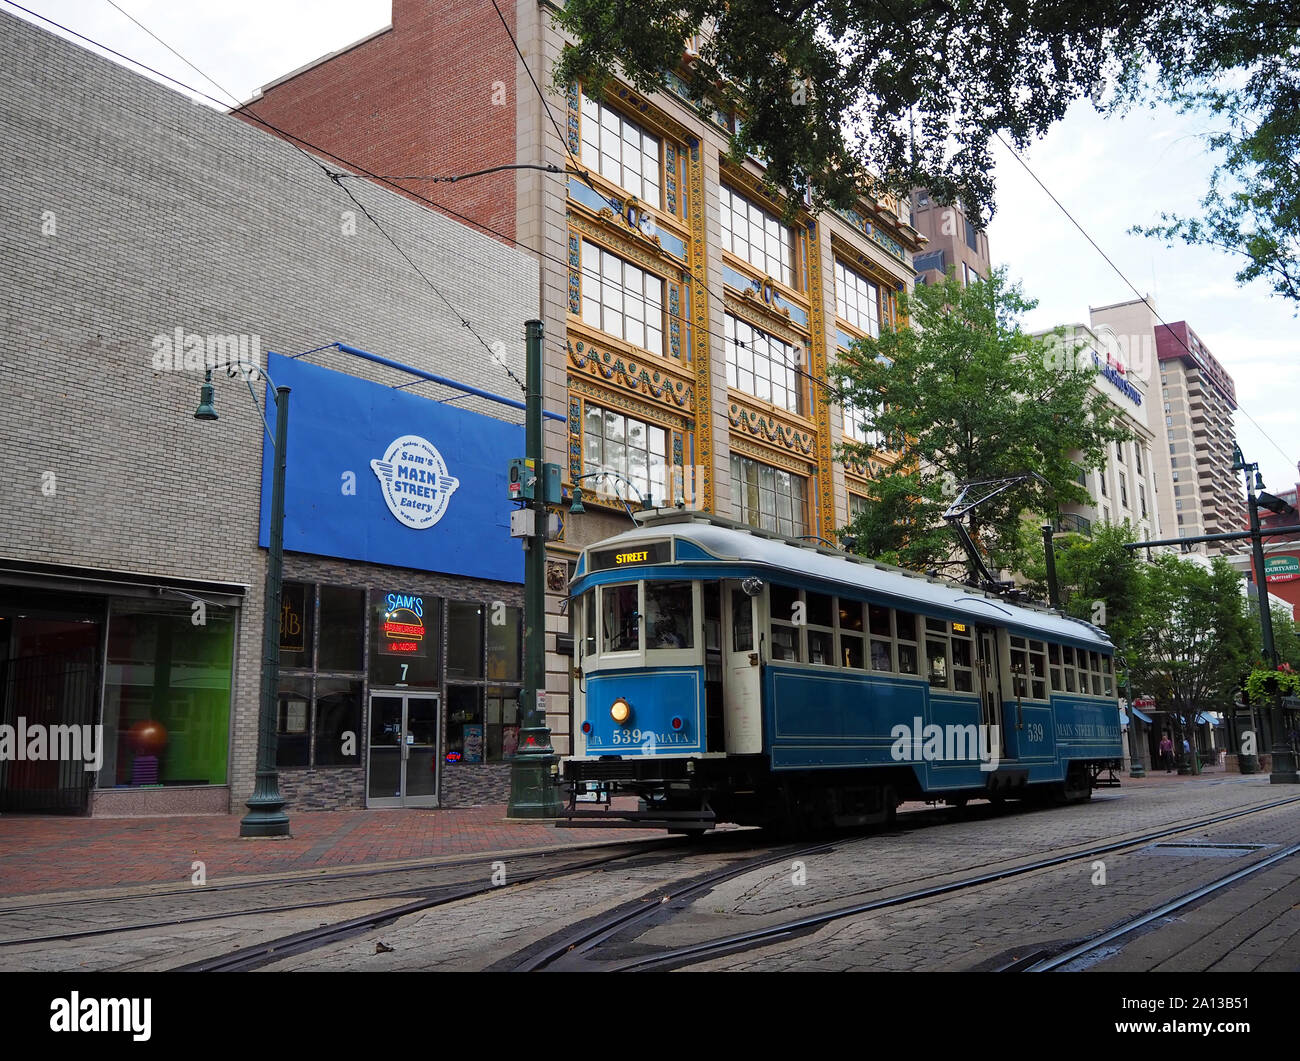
[601,583,640,653]
[645,581,694,649]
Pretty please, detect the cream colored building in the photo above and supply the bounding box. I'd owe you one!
[1089,299,1242,555]
[1036,323,1164,544]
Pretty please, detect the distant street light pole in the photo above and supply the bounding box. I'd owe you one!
[195,364,292,836]
[1121,444,1299,784]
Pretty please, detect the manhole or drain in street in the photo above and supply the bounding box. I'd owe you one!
[1146,842,1272,858]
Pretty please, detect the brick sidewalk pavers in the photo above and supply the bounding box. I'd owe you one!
[0,805,662,899]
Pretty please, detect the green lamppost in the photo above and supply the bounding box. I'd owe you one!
[1117,653,1146,778]
[1232,442,1299,785]
[195,364,293,836]
[507,321,563,818]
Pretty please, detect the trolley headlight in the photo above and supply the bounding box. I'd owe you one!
[610,698,631,725]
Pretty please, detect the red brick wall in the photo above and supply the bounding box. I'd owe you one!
[242,0,517,245]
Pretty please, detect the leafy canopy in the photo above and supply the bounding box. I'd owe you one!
[555,1,1300,308]
[828,268,1129,577]
[552,0,1187,221]
[1124,1,1300,308]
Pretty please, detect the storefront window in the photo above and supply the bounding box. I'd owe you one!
[279,581,313,669]
[486,686,520,761]
[486,606,521,681]
[313,678,364,766]
[446,685,484,763]
[447,602,485,679]
[276,676,313,768]
[318,585,365,671]
[100,599,234,788]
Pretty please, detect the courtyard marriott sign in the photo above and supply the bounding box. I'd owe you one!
[1265,556,1300,584]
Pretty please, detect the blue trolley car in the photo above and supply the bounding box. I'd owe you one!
[562,512,1123,833]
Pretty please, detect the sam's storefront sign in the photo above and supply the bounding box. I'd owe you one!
[1265,556,1300,584]
[380,592,427,656]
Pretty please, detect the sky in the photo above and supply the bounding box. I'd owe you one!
[7,0,1297,495]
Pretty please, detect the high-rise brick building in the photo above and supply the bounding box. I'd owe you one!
[907,191,991,287]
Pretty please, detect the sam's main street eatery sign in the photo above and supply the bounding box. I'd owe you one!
[259,352,523,584]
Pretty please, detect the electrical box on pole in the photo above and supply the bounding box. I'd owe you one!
[508,458,535,501]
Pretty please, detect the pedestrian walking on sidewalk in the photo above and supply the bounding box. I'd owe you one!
[1159,734,1174,773]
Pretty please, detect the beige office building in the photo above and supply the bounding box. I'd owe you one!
[1089,299,1241,555]
[1037,324,1164,543]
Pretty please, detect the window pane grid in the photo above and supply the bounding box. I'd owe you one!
[583,401,669,503]
[835,261,880,338]
[725,313,801,414]
[580,240,665,356]
[579,91,663,208]
[720,185,793,286]
[730,453,806,537]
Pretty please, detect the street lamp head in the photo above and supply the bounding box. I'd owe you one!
[1255,471,1266,492]
[193,369,218,421]
[1231,442,1244,470]
[568,487,585,515]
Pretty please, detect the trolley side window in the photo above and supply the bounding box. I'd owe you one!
[1028,639,1048,699]
[950,623,974,691]
[1009,635,1030,698]
[867,603,893,672]
[731,587,754,651]
[895,610,920,675]
[1061,645,1078,692]
[645,581,694,649]
[805,590,835,666]
[839,599,865,669]
[926,618,949,689]
[770,584,802,662]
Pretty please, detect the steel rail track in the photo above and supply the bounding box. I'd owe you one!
[503,838,842,971]
[175,831,840,972]
[570,794,1300,972]
[1019,840,1300,972]
[0,840,674,951]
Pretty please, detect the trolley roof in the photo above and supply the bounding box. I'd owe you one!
[573,512,1112,651]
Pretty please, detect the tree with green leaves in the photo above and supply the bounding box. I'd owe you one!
[1125,1,1300,307]
[1051,521,1145,644]
[828,268,1130,578]
[552,0,1187,220]
[1126,553,1256,770]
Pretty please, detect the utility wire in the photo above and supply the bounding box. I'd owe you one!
[994,130,1295,472]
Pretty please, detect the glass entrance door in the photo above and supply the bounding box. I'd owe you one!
[367,692,440,808]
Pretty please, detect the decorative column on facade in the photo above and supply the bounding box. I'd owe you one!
[686,136,714,513]
[804,218,837,543]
